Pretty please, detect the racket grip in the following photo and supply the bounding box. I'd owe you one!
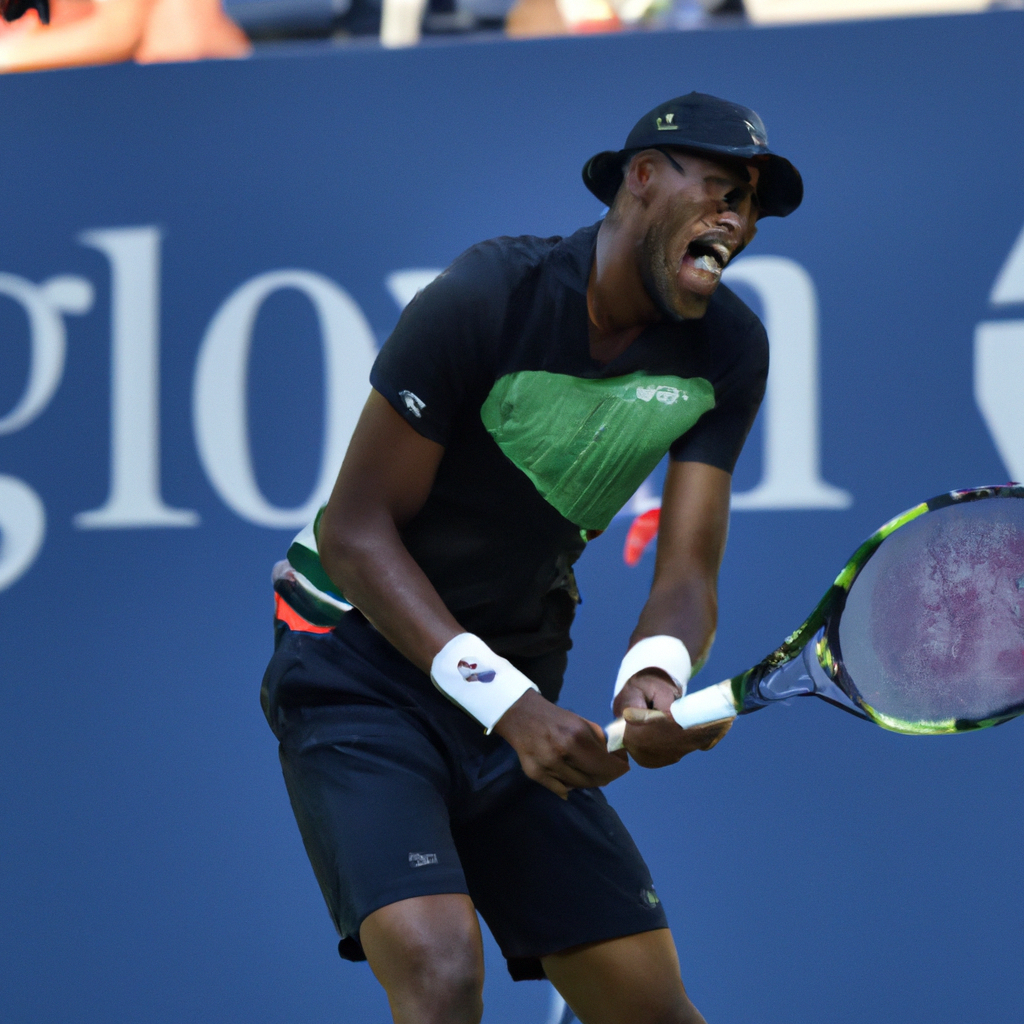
[604,681,737,751]
[605,717,627,752]
[670,681,739,728]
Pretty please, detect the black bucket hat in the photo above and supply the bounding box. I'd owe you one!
[1,0,49,21]
[582,93,803,218]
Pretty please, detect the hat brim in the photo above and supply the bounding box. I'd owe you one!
[582,144,803,219]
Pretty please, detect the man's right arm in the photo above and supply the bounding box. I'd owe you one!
[318,389,461,672]
[318,389,627,798]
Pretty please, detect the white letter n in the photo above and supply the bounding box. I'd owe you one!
[725,256,851,511]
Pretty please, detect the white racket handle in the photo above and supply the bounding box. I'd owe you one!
[605,681,739,752]
[605,717,627,752]
[670,681,739,727]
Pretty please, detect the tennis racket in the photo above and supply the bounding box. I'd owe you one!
[606,484,1024,749]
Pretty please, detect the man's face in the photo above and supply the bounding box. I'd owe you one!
[634,149,760,321]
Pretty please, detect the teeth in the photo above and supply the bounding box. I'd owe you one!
[711,244,730,267]
[694,255,722,275]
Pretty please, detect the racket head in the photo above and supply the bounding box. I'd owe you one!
[729,485,1024,734]
[824,485,1024,734]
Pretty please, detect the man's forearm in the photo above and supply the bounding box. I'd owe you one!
[319,514,462,675]
[320,505,629,793]
[629,578,717,672]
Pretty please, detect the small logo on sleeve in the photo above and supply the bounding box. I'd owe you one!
[409,852,439,868]
[640,887,661,908]
[399,390,425,418]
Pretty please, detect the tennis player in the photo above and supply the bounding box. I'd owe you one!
[262,93,802,1024]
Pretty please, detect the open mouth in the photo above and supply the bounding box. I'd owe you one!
[685,239,731,277]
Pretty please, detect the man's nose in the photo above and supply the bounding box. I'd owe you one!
[710,200,741,231]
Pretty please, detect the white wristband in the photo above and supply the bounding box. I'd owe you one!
[430,632,539,733]
[612,635,692,708]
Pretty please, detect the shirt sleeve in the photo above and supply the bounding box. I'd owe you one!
[370,244,509,447]
[669,315,768,472]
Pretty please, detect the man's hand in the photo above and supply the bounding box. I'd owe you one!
[614,669,731,768]
[494,689,628,799]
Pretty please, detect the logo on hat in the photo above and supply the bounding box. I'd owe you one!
[656,113,678,131]
[744,120,767,147]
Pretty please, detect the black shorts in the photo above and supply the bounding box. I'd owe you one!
[260,611,669,981]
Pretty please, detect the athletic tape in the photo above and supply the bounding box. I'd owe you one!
[430,632,539,733]
[612,635,692,708]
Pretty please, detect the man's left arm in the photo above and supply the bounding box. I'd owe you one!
[613,458,735,768]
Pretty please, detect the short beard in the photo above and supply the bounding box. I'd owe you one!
[639,220,709,322]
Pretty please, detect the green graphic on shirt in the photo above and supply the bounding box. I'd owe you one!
[480,370,714,531]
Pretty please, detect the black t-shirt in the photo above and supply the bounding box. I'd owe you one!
[369,222,767,661]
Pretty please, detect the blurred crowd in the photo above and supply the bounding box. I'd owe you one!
[1,0,1014,71]
[0,0,744,71]
[0,0,250,70]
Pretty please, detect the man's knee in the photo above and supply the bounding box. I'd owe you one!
[542,929,706,1024]
[386,922,483,1002]
[360,894,484,1022]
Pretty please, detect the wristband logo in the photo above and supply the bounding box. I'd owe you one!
[458,659,496,683]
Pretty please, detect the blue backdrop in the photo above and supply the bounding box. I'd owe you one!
[2,11,1024,1024]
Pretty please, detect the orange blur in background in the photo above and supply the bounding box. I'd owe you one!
[0,0,250,72]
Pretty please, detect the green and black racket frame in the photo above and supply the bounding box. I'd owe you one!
[608,484,1024,746]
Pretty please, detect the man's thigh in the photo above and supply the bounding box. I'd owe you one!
[454,782,669,980]
[542,929,706,1024]
[278,702,470,952]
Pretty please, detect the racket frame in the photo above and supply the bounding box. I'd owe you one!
[606,484,1024,748]
[733,484,1024,734]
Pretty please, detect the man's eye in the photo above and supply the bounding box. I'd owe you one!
[725,188,748,209]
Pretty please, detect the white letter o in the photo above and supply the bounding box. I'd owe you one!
[193,270,375,528]
[0,475,46,592]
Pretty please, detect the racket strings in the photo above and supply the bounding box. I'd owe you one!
[840,500,1024,725]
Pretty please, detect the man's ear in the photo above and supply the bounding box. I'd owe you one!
[625,151,659,202]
